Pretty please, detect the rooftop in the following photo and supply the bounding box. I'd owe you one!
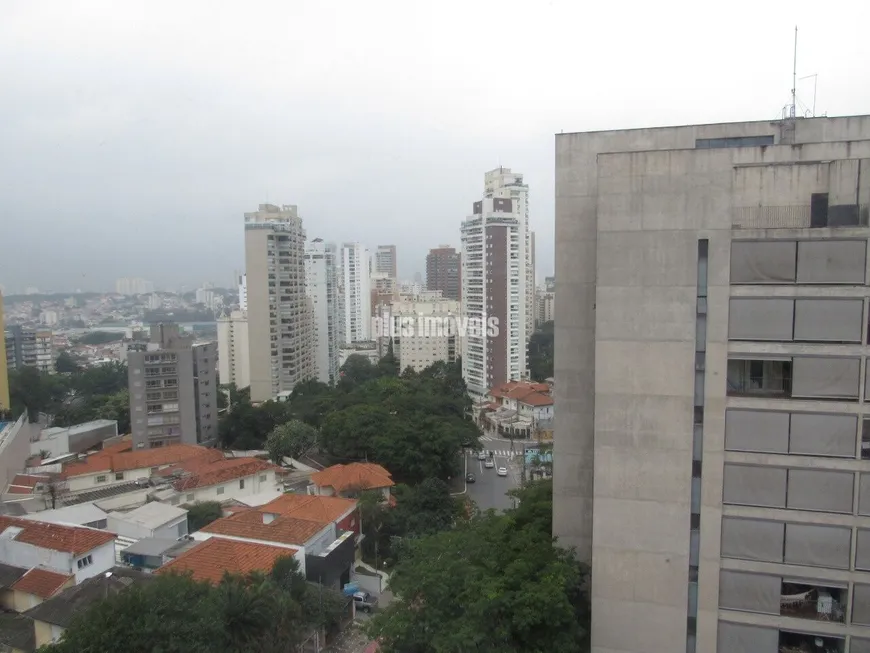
[168,457,279,491]
[11,567,72,599]
[108,501,187,529]
[6,473,51,495]
[0,612,35,652]
[157,537,298,584]
[121,536,179,557]
[0,561,27,589]
[20,503,107,527]
[62,443,223,479]
[200,509,326,547]
[0,516,116,555]
[258,494,357,523]
[310,463,394,493]
[24,567,153,628]
[39,419,118,439]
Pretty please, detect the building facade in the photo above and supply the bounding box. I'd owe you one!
[115,278,154,296]
[127,324,215,449]
[426,246,461,301]
[554,115,870,653]
[535,289,555,326]
[216,310,250,390]
[5,327,54,375]
[305,239,341,385]
[244,204,315,402]
[377,299,461,373]
[340,243,372,343]
[0,293,8,410]
[460,168,531,397]
[373,245,397,280]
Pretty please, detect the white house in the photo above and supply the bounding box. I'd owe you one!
[107,502,188,541]
[161,457,282,506]
[0,516,116,584]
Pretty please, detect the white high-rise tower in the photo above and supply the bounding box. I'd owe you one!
[340,243,372,343]
[305,239,341,385]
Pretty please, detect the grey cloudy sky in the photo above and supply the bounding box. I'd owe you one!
[2,0,869,293]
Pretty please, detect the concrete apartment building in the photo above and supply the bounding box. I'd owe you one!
[535,288,555,326]
[216,310,250,390]
[374,245,398,280]
[461,168,532,397]
[244,204,315,402]
[304,239,341,385]
[5,327,54,375]
[554,114,870,653]
[426,245,461,301]
[127,324,217,449]
[377,298,461,372]
[0,293,9,410]
[341,243,372,343]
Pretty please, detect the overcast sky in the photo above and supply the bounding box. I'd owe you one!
[2,0,869,293]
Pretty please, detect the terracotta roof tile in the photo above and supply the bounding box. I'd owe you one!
[157,537,298,584]
[258,494,357,523]
[171,458,279,491]
[200,510,326,547]
[310,463,394,493]
[0,516,116,555]
[62,444,222,479]
[489,382,552,406]
[11,567,72,599]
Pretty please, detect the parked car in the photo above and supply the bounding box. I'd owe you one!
[497,467,508,477]
[484,459,495,469]
[477,451,486,461]
[354,591,378,613]
[466,473,476,483]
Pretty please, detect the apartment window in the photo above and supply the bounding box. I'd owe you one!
[786,469,854,513]
[722,464,787,508]
[791,356,860,399]
[794,298,863,342]
[863,421,870,460]
[719,570,780,615]
[796,240,867,284]
[114,472,124,481]
[789,413,857,457]
[730,241,796,284]
[77,555,93,569]
[695,135,774,149]
[259,474,267,482]
[859,474,870,515]
[728,298,794,341]
[727,358,792,398]
[95,475,107,484]
[725,410,789,453]
[216,486,225,495]
[239,479,245,489]
[721,517,784,563]
[784,523,851,569]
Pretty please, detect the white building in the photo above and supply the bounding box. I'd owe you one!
[460,167,531,397]
[115,278,154,296]
[238,273,247,312]
[39,311,58,327]
[535,289,555,326]
[341,243,371,343]
[216,310,250,389]
[107,502,188,541]
[195,288,217,310]
[378,299,461,373]
[305,239,341,385]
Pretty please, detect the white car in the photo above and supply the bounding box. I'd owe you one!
[484,459,495,469]
[477,451,487,461]
[497,467,508,477]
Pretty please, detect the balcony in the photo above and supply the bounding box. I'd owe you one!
[779,582,845,623]
[727,359,792,398]
[779,630,843,653]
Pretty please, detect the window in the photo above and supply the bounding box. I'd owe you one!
[723,464,787,508]
[719,571,780,615]
[114,472,124,481]
[95,475,107,484]
[696,135,774,149]
[791,356,860,399]
[727,359,792,398]
[725,409,789,454]
[810,193,829,228]
[728,298,794,341]
[786,469,854,513]
[77,554,93,569]
[186,493,194,501]
[730,241,796,284]
[784,523,851,569]
[259,474,267,482]
[794,299,863,342]
[239,479,245,489]
[216,486,225,495]
[721,517,784,563]
[796,240,867,284]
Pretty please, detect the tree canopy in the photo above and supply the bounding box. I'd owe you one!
[186,501,224,532]
[528,321,554,382]
[366,480,590,653]
[265,419,318,463]
[41,556,347,653]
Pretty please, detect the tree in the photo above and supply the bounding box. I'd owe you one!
[338,354,379,386]
[95,389,131,433]
[77,331,126,345]
[528,321,554,382]
[265,420,318,463]
[366,481,590,653]
[187,501,224,532]
[55,351,82,374]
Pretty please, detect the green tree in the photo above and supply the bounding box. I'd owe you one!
[366,480,590,653]
[338,354,379,386]
[95,389,131,433]
[528,321,554,382]
[55,351,82,374]
[186,501,224,532]
[265,419,318,463]
[377,341,399,377]
[77,331,126,345]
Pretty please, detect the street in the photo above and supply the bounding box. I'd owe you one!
[461,436,523,512]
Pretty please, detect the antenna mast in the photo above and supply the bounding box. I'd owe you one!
[790,26,798,119]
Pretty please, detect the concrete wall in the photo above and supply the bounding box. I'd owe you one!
[0,415,35,493]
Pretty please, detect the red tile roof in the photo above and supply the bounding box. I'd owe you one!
[11,567,72,599]
[61,444,223,479]
[200,510,327,547]
[0,517,115,555]
[489,382,553,406]
[6,474,50,495]
[310,463,394,493]
[157,537,298,585]
[258,494,357,523]
[170,458,279,491]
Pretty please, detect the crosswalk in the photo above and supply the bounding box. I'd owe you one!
[473,450,518,458]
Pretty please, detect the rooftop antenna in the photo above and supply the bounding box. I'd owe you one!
[800,74,818,117]
[790,25,798,119]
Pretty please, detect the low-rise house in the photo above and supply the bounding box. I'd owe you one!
[107,502,188,541]
[60,444,223,493]
[10,567,74,611]
[20,504,108,529]
[160,456,281,505]
[0,516,116,585]
[477,381,555,438]
[0,561,27,608]
[0,612,35,653]
[31,420,119,459]
[23,567,153,649]
[157,537,302,584]
[309,463,394,502]
[118,537,184,572]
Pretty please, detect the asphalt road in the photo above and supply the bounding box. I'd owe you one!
[462,440,522,512]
